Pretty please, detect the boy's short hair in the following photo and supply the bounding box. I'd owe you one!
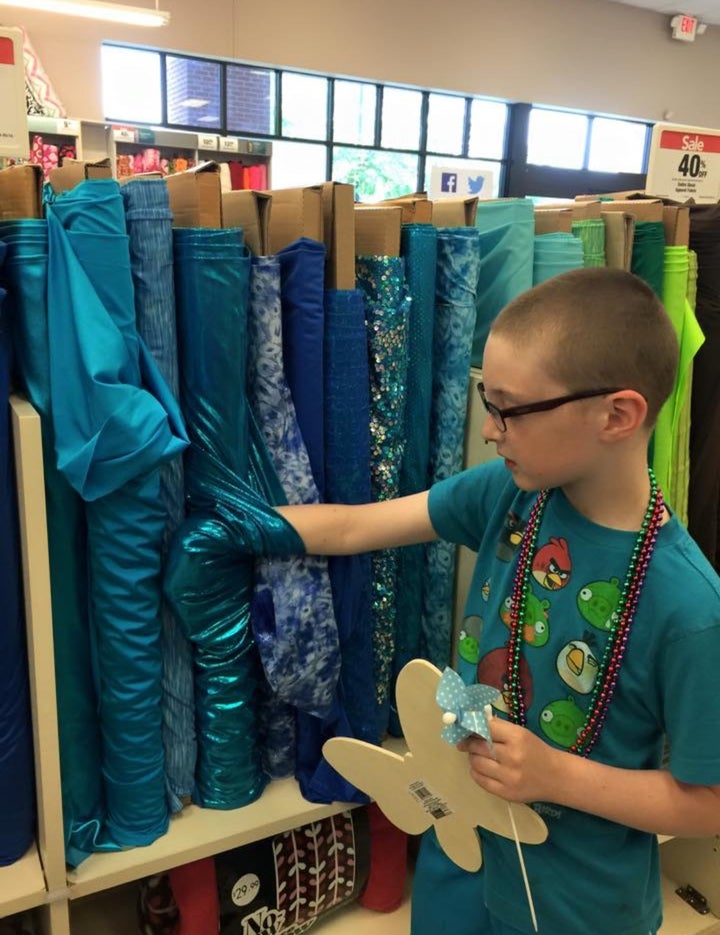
[489,268,680,427]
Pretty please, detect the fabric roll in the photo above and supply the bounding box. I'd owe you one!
[292,289,375,803]
[687,206,720,567]
[532,232,584,285]
[653,247,704,520]
[246,256,340,782]
[45,179,188,849]
[0,218,105,867]
[631,220,666,297]
[0,242,35,866]
[166,228,305,809]
[571,218,606,267]
[276,238,327,498]
[122,178,195,810]
[391,224,438,734]
[322,288,376,759]
[356,256,411,736]
[423,228,482,669]
[472,198,534,367]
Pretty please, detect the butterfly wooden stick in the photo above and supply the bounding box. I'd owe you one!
[323,660,547,929]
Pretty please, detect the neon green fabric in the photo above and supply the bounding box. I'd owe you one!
[652,246,704,520]
[571,218,606,267]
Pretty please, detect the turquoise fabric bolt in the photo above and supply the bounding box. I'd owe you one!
[0,217,106,866]
[532,232,585,285]
[44,178,188,850]
[121,178,195,810]
[423,228,482,669]
[390,223,438,735]
[472,198,534,367]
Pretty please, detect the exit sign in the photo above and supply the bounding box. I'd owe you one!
[670,13,698,40]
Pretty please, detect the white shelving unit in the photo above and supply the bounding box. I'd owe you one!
[4,388,720,935]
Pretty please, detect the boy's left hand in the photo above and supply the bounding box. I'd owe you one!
[458,717,562,803]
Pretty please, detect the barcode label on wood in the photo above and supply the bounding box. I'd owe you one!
[408,780,452,820]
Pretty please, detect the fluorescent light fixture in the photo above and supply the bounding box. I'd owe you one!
[0,0,170,26]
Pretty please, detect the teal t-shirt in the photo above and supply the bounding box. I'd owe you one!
[426,458,720,935]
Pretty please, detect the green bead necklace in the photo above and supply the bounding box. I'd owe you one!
[506,469,665,757]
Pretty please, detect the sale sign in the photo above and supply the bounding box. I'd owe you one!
[646,122,720,203]
[0,27,28,160]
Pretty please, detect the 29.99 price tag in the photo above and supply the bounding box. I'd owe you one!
[646,123,720,203]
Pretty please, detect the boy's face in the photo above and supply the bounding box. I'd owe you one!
[480,333,609,492]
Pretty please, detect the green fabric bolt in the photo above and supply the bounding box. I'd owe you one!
[631,221,666,297]
[571,218,606,267]
[652,246,704,521]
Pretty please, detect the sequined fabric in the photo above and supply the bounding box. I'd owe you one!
[423,228,481,668]
[356,256,410,734]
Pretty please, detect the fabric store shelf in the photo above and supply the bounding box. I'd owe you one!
[0,843,47,917]
[66,780,358,900]
[660,874,720,934]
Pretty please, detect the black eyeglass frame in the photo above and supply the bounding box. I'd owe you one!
[476,382,624,432]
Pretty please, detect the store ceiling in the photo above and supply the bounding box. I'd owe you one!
[608,0,720,24]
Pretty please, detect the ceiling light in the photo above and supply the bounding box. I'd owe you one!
[0,0,170,27]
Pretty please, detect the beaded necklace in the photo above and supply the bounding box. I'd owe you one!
[506,468,665,757]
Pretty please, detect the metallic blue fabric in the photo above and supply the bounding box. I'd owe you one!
[276,238,327,497]
[45,179,188,849]
[166,229,305,809]
[0,218,104,867]
[0,242,35,865]
[356,256,411,737]
[422,228,482,668]
[472,198,535,367]
[122,179,195,809]
[390,224,438,735]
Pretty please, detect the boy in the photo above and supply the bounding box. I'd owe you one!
[277,268,720,935]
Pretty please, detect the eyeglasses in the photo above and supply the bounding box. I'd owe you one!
[477,382,623,432]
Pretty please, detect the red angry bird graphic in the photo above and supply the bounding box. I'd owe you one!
[531,537,571,591]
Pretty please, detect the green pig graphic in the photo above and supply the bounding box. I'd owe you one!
[576,577,622,631]
[539,697,585,748]
[499,593,550,647]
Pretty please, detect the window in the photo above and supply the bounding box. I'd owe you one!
[333,80,376,146]
[102,46,162,125]
[166,56,222,129]
[381,87,423,150]
[426,93,465,155]
[281,72,328,141]
[527,108,588,169]
[333,146,418,201]
[272,140,328,189]
[226,64,275,136]
[469,100,508,160]
[588,117,648,173]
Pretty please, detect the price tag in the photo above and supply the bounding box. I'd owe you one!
[0,27,28,159]
[57,118,81,135]
[219,136,239,153]
[646,122,720,203]
[246,140,269,155]
[113,125,138,143]
[198,133,219,150]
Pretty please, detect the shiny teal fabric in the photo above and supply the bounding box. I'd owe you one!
[0,218,105,867]
[45,179,189,851]
[472,198,534,367]
[166,228,304,809]
[122,179,195,809]
[533,232,584,285]
[391,224,437,735]
[423,228,482,668]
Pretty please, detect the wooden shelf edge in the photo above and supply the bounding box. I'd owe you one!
[66,778,358,899]
[0,843,47,917]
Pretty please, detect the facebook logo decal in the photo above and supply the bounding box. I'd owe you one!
[440,172,458,193]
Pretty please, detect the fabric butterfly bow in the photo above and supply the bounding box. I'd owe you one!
[435,667,500,745]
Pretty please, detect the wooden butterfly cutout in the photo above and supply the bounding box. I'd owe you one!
[323,658,548,873]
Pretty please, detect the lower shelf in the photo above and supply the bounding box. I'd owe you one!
[660,875,720,934]
[0,844,47,917]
